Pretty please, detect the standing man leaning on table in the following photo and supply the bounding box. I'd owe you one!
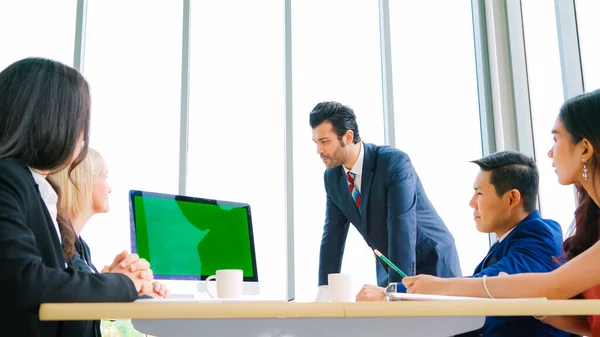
[310,101,462,301]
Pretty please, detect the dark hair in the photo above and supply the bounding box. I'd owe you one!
[471,150,539,212]
[309,101,361,143]
[0,57,90,172]
[0,57,92,261]
[558,89,600,262]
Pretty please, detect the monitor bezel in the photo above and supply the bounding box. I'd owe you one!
[128,189,259,282]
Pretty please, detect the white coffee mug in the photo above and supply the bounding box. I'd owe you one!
[205,269,243,299]
[328,273,353,302]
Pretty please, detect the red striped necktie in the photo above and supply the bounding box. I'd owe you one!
[346,171,361,212]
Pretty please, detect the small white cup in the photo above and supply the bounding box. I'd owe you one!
[205,269,243,299]
[328,273,353,302]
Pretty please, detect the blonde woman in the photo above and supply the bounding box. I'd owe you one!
[51,148,169,336]
[51,149,169,296]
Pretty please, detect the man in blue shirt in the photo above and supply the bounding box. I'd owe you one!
[356,151,569,337]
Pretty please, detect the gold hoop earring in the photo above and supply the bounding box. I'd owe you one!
[583,163,589,181]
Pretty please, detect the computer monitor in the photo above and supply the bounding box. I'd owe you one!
[128,190,259,295]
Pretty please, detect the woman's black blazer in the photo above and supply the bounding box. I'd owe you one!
[0,159,138,337]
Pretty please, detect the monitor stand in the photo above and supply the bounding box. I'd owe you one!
[153,279,259,300]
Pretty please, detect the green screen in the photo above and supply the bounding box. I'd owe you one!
[133,195,254,278]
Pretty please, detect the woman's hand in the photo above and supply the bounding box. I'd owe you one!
[102,251,154,295]
[148,281,170,299]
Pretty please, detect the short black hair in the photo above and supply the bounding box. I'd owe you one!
[471,150,539,212]
[0,57,90,171]
[309,101,361,143]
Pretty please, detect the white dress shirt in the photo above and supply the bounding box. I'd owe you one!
[29,168,61,244]
[343,142,364,192]
[498,226,515,243]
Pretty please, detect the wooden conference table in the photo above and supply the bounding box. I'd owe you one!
[40,299,600,337]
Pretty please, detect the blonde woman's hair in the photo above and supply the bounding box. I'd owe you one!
[51,148,107,218]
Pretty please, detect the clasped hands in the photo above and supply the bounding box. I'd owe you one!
[101,250,170,299]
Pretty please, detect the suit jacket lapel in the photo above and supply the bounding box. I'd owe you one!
[339,168,360,225]
[359,143,375,234]
[477,241,500,273]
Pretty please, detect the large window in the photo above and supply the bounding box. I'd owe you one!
[0,0,76,69]
[576,0,600,91]
[389,1,488,275]
[292,0,384,302]
[4,0,576,312]
[82,0,183,278]
[186,0,286,300]
[521,0,576,235]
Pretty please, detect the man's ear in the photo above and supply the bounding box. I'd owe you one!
[506,189,522,210]
[344,130,354,144]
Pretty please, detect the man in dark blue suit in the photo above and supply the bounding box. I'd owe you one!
[361,151,570,337]
[310,102,461,300]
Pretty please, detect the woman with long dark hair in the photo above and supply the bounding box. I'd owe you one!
[402,89,600,336]
[0,58,154,337]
